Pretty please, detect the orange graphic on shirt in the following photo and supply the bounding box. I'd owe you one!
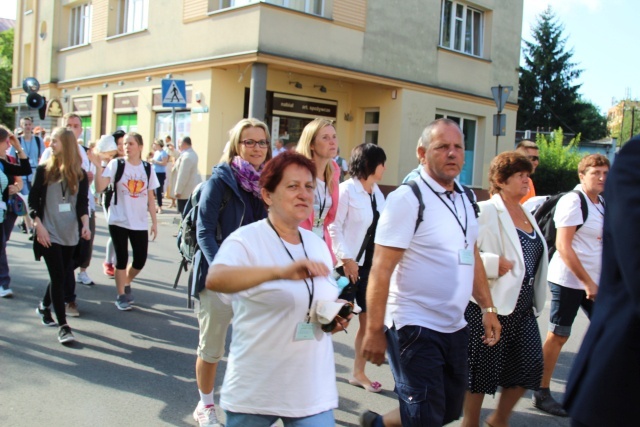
[126,179,146,198]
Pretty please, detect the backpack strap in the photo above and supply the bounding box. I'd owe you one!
[402,180,424,233]
[461,185,480,218]
[112,159,126,206]
[572,190,588,231]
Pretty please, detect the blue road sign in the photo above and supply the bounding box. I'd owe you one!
[162,79,187,108]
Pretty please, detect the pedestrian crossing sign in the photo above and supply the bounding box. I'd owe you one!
[162,79,187,108]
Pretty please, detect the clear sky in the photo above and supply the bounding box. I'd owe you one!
[1,0,637,114]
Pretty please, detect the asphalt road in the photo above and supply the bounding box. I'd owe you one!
[0,206,588,426]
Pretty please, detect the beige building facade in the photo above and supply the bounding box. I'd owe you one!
[10,0,523,188]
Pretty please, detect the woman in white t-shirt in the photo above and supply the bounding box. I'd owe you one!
[206,152,350,427]
[533,154,609,416]
[91,132,159,311]
[296,119,340,262]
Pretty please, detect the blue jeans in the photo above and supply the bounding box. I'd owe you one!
[386,325,468,427]
[225,409,334,427]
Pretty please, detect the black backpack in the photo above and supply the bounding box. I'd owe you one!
[403,179,480,232]
[173,181,232,307]
[102,159,151,210]
[533,190,592,260]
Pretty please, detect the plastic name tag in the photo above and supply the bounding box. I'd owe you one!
[59,203,72,213]
[458,248,474,265]
[294,322,316,341]
[311,226,324,239]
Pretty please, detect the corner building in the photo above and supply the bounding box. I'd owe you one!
[11,0,523,187]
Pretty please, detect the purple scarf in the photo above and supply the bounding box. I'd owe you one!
[230,156,263,198]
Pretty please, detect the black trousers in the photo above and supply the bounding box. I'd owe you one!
[42,243,76,326]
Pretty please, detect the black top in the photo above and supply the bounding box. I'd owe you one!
[0,157,32,202]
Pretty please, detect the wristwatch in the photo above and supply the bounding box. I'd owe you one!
[481,306,498,315]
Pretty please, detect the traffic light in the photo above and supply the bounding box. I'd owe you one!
[22,77,47,120]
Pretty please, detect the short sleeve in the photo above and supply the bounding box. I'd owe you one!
[554,192,584,228]
[101,159,117,183]
[212,234,255,268]
[374,186,419,249]
[148,169,160,191]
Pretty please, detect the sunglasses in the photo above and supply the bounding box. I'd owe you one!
[528,155,540,162]
[321,302,355,333]
[242,139,269,148]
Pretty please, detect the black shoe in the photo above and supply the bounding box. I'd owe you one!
[532,390,568,417]
[36,304,57,327]
[359,410,381,427]
[20,221,27,234]
[58,325,75,344]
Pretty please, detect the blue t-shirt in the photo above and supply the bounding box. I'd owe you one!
[152,150,168,173]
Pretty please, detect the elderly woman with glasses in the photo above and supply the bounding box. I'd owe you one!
[191,118,273,427]
[206,152,350,427]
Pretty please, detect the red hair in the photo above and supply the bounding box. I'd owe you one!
[260,152,317,193]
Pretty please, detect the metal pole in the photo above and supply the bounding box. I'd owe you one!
[630,107,636,140]
[495,84,502,156]
[171,107,177,145]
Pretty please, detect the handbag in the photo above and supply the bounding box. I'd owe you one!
[7,194,27,216]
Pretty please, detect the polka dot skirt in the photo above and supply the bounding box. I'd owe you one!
[465,228,544,395]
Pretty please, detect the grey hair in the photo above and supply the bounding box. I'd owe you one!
[417,118,463,148]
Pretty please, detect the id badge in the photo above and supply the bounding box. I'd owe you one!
[312,225,324,239]
[294,322,316,341]
[59,203,72,213]
[458,248,474,265]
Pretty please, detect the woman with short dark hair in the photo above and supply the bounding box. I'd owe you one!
[328,142,386,393]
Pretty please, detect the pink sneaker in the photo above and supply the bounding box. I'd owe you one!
[103,262,115,277]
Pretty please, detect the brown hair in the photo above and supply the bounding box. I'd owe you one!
[488,151,533,196]
[260,151,317,194]
[44,127,84,194]
[0,125,9,143]
[578,153,610,175]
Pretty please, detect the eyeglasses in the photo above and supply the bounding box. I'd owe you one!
[528,155,539,162]
[241,139,269,148]
[321,302,354,333]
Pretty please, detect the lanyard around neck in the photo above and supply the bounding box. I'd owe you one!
[267,218,314,321]
[420,175,469,248]
[315,180,328,220]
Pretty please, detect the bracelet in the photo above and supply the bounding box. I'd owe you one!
[481,306,498,315]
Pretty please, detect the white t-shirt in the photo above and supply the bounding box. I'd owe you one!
[547,186,605,289]
[375,170,479,333]
[213,219,339,417]
[102,159,159,230]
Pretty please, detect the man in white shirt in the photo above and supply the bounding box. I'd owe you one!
[272,138,286,157]
[172,137,201,215]
[361,119,500,427]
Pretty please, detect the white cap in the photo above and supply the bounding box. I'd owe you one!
[95,134,117,153]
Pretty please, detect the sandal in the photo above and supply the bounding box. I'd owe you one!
[349,378,382,393]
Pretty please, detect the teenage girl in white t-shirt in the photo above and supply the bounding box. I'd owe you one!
[91,132,159,311]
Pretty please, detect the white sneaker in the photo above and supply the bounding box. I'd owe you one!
[76,271,95,286]
[0,287,13,298]
[193,403,221,427]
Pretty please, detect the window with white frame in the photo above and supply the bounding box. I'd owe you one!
[69,3,92,47]
[439,0,483,57]
[209,0,324,16]
[117,0,148,35]
[363,109,380,145]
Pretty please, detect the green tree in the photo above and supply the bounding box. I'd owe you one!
[0,29,15,127]
[532,128,582,195]
[518,7,607,141]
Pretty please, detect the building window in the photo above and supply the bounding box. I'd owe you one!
[363,109,380,145]
[209,0,324,16]
[435,113,477,186]
[439,0,483,57]
[80,116,92,144]
[116,113,138,133]
[69,3,92,47]
[117,0,148,35]
[155,112,191,143]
